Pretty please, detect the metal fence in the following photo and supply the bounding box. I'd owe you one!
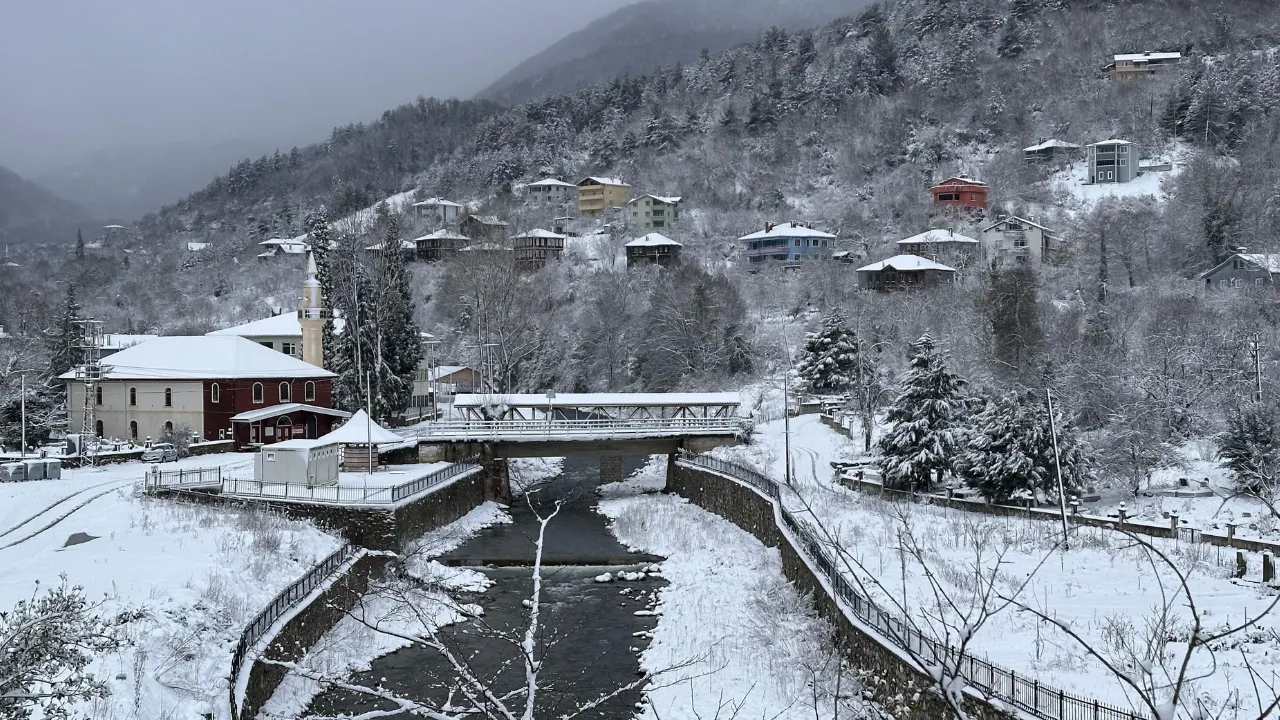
[411,417,747,441]
[229,543,357,715]
[677,453,1148,720]
[218,459,481,505]
[143,465,224,492]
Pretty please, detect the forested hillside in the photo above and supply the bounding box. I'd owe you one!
[0,164,92,246]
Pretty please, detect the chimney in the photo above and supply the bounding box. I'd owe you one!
[948,227,954,237]
[765,222,775,233]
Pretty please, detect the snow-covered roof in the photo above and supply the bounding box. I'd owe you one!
[527,178,576,188]
[738,222,837,241]
[453,392,741,408]
[983,216,1056,233]
[628,194,682,205]
[932,177,987,187]
[1088,139,1134,146]
[60,335,334,380]
[463,215,508,227]
[186,241,211,251]
[258,238,309,254]
[208,313,302,339]
[856,254,957,273]
[1115,52,1181,62]
[429,365,476,381]
[320,409,402,444]
[412,197,462,208]
[230,403,351,423]
[1024,139,1081,152]
[103,224,126,229]
[578,176,629,187]
[459,242,511,251]
[896,229,979,246]
[102,333,158,350]
[512,228,567,240]
[626,233,682,248]
[365,240,416,251]
[1201,253,1280,278]
[414,229,470,242]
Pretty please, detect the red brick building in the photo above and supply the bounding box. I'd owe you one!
[930,177,988,211]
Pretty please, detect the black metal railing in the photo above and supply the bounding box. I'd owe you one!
[218,459,481,505]
[229,543,357,715]
[143,465,224,492]
[677,453,1147,720]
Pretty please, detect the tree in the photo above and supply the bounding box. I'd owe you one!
[877,334,968,490]
[73,230,85,261]
[984,265,1042,381]
[369,212,422,418]
[796,310,861,393]
[1217,402,1280,496]
[45,285,81,379]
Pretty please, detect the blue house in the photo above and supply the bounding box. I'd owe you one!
[739,222,836,266]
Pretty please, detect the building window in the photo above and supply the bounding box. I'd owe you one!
[794,239,801,247]
[1256,278,1266,286]
[279,382,291,402]
[129,387,137,406]
[95,386,102,405]
[211,383,220,403]
[1119,158,1127,167]
[129,421,138,440]
[259,341,273,350]
[95,420,103,437]
[252,383,264,404]
[304,381,316,402]
[281,342,297,356]
[164,388,172,407]
[164,421,173,434]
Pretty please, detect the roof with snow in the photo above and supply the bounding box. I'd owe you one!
[365,240,417,251]
[463,215,508,227]
[208,314,301,338]
[186,241,211,251]
[230,403,351,423]
[856,254,957,273]
[628,194,682,205]
[626,233,682,248]
[983,216,1056,233]
[932,177,987,187]
[414,229,470,242]
[738,222,837,241]
[896,229,979,246]
[320,409,402,445]
[412,197,462,208]
[578,176,630,187]
[1200,253,1280,278]
[1024,139,1081,152]
[512,228,567,240]
[1088,139,1134,146]
[1115,52,1181,62]
[527,178,576,187]
[103,224,127,229]
[61,335,334,380]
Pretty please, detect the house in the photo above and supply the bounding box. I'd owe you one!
[1199,253,1280,290]
[625,233,683,268]
[364,239,416,259]
[931,177,988,211]
[895,229,980,260]
[412,197,463,225]
[1023,139,1081,164]
[1087,140,1139,184]
[525,179,577,205]
[61,335,340,447]
[739,222,836,266]
[855,255,957,291]
[1105,52,1181,80]
[257,237,309,260]
[459,215,509,243]
[511,229,567,269]
[981,216,1062,266]
[627,195,681,230]
[577,177,630,216]
[186,241,211,252]
[414,229,471,262]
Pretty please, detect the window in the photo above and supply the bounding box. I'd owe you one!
[95,386,102,405]
[1232,278,1243,288]
[211,383,220,403]
[970,193,978,201]
[129,387,137,406]
[794,239,801,247]
[129,421,138,440]
[265,451,276,462]
[259,341,273,350]
[1256,278,1266,286]
[281,342,297,356]
[252,383,264,403]
[164,421,173,434]
[95,420,103,437]
[279,382,291,402]
[937,193,957,202]
[164,388,172,407]
[1119,145,1129,154]
[1119,158,1127,167]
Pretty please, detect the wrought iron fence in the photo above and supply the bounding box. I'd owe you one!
[219,459,481,505]
[229,543,357,715]
[142,465,223,492]
[677,453,1148,720]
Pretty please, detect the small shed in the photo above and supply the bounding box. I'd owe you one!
[320,409,404,472]
[255,439,339,487]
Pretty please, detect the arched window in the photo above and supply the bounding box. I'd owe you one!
[129,387,137,406]
[164,387,172,407]
[211,383,220,403]
[276,416,293,439]
[252,383,264,403]
[94,420,103,437]
[279,382,291,403]
[129,421,138,440]
[164,421,173,434]
[304,381,316,402]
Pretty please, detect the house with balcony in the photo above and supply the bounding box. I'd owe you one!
[525,178,577,205]
[577,177,630,216]
[930,177,988,211]
[738,222,836,267]
[1199,253,1280,290]
[895,229,980,262]
[1104,52,1181,81]
[626,233,683,268]
[856,255,958,291]
[414,229,471,262]
[627,195,681,230]
[511,229,567,269]
[1087,140,1139,184]
[412,197,463,225]
[980,216,1062,266]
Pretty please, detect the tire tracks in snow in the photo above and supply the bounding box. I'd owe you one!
[0,484,133,550]
[0,479,134,541]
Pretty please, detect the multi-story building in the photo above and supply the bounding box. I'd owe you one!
[1086,140,1139,184]
[412,197,463,226]
[511,229,567,269]
[576,177,630,216]
[856,255,958,291]
[895,229,980,261]
[627,195,681,230]
[738,222,836,266]
[525,179,577,205]
[1023,138,1081,164]
[1104,52,1181,80]
[414,229,471,262]
[625,233,683,268]
[1200,253,1280,290]
[980,216,1063,267]
[930,177,988,211]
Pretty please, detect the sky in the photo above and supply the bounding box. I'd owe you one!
[0,0,633,173]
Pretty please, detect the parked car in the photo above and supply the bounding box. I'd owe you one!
[141,443,178,463]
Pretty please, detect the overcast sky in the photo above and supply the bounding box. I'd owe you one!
[0,0,633,171]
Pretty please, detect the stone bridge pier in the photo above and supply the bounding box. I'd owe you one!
[597,455,623,485]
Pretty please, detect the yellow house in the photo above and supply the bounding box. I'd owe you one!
[576,177,630,216]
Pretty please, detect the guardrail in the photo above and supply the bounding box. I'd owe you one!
[219,459,481,505]
[143,465,224,492]
[230,543,357,716]
[410,417,748,441]
[677,452,1147,720]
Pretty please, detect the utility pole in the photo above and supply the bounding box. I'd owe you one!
[1046,388,1070,551]
[1251,333,1263,404]
[19,374,26,459]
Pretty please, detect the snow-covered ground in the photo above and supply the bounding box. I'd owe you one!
[0,452,343,720]
[1048,145,1188,211]
[599,459,885,720]
[715,416,1280,718]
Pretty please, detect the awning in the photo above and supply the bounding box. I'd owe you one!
[230,403,352,423]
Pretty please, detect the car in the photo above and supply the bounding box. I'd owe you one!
[141,443,178,463]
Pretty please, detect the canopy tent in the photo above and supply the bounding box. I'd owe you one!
[320,409,402,445]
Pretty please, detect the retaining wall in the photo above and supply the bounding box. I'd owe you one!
[668,462,1014,720]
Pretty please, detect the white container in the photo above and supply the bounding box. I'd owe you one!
[22,460,45,481]
[0,463,23,482]
[43,459,62,480]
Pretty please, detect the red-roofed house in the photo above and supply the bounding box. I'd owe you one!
[930,177,988,211]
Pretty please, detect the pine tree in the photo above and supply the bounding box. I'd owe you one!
[74,229,85,260]
[370,213,422,419]
[877,334,968,490]
[1217,403,1280,495]
[796,310,861,393]
[956,391,1089,504]
[46,285,82,378]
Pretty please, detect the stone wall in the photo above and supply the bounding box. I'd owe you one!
[668,462,1014,720]
[237,552,392,720]
[393,471,487,547]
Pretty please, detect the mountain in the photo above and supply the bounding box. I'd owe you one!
[0,163,92,246]
[477,0,873,107]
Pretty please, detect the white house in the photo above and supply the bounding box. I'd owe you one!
[525,179,576,205]
[980,216,1062,266]
[895,229,980,260]
[412,197,463,225]
[257,237,309,259]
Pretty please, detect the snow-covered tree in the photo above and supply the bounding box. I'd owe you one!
[45,285,81,379]
[370,211,422,418]
[877,334,967,490]
[73,229,85,261]
[1217,402,1280,496]
[796,310,862,393]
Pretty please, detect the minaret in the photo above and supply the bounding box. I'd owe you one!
[300,251,325,367]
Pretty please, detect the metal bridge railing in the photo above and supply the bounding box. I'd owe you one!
[411,417,748,441]
[219,460,481,505]
[677,453,1148,720]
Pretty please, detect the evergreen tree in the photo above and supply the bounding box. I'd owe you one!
[1217,403,1280,495]
[370,213,422,419]
[796,310,861,393]
[877,334,968,490]
[74,229,85,260]
[46,285,82,378]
